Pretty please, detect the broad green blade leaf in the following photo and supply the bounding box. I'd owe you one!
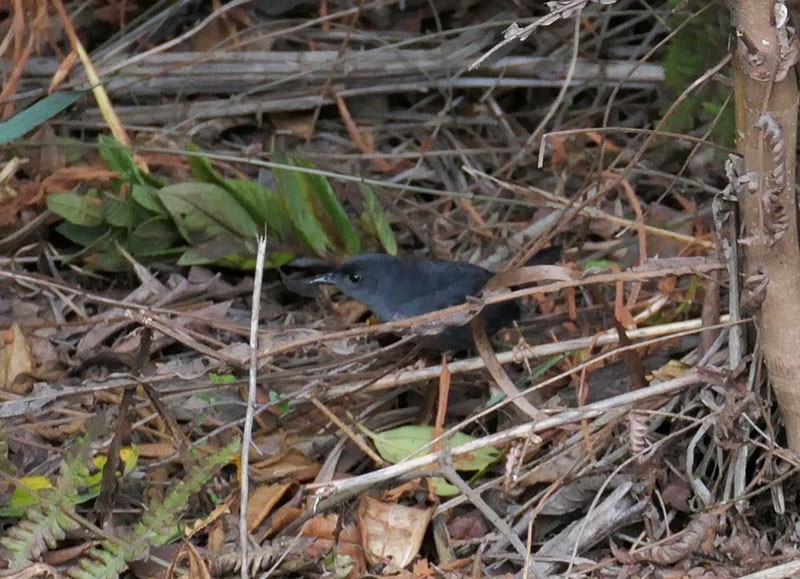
[98,135,145,185]
[47,192,104,227]
[360,183,397,255]
[291,156,360,255]
[103,192,134,228]
[178,237,249,263]
[223,178,293,239]
[129,217,181,256]
[157,182,259,246]
[55,222,109,247]
[186,144,225,184]
[130,184,166,215]
[184,145,295,242]
[369,425,500,471]
[272,152,331,256]
[57,227,123,268]
[0,91,86,145]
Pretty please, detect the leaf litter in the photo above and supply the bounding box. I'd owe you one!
[0,1,787,578]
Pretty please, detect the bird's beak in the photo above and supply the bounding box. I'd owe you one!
[307,272,336,285]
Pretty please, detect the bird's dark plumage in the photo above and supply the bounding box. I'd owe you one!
[311,253,529,350]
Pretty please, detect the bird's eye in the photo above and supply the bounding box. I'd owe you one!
[348,273,361,284]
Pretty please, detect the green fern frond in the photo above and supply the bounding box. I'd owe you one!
[68,540,128,579]
[0,433,96,568]
[66,437,240,578]
[1,503,80,569]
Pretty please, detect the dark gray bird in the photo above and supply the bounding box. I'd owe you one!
[309,248,559,350]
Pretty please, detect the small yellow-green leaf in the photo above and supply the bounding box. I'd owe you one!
[87,446,140,493]
[369,425,500,471]
[0,475,54,517]
[429,477,460,497]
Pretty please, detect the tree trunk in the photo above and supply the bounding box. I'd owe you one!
[732,1,800,447]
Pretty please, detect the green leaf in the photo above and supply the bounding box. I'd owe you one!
[60,227,125,269]
[222,178,292,238]
[184,145,299,244]
[268,390,292,415]
[103,193,134,228]
[98,135,144,185]
[209,373,237,384]
[177,245,254,268]
[186,144,225,184]
[0,475,54,517]
[429,478,460,497]
[291,156,360,255]
[47,192,104,226]
[272,153,332,256]
[369,425,501,471]
[266,251,296,268]
[56,222,109,247]
[176,237,248,264]
[360,183,397,255]
[90,243,130,271]
[583,259,617,271]
[0,91,86,146]
[174,248,213,266]
[129,217,181,256]
[157,182,259,247]
[131,184,166,215]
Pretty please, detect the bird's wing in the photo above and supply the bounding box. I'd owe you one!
[398,261,492,317]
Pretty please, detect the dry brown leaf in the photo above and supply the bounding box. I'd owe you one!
[246,482,292,532]
[613,512,720,565]
[18,124,65,178]
[0,322,35,394]
[167,540,212,579]
[411,558,436,578]
[485,264,577,290]
[264,505,302,536]
[136,442,178,459]
[206,519,227,556]
[249,448,320,484]
[272,113,317,140]
[356,495,434,572]
[300,513,366,576]
[185,501,231,539]
[446,510,488,541]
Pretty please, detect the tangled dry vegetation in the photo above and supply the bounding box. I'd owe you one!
[0,0,797,578]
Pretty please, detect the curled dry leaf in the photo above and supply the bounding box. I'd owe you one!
[612,512,720,565]
[356,495,434,572]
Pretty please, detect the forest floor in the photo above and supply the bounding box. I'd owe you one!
[0,1,792,578]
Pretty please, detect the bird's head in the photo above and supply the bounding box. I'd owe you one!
[309,254,402,320]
